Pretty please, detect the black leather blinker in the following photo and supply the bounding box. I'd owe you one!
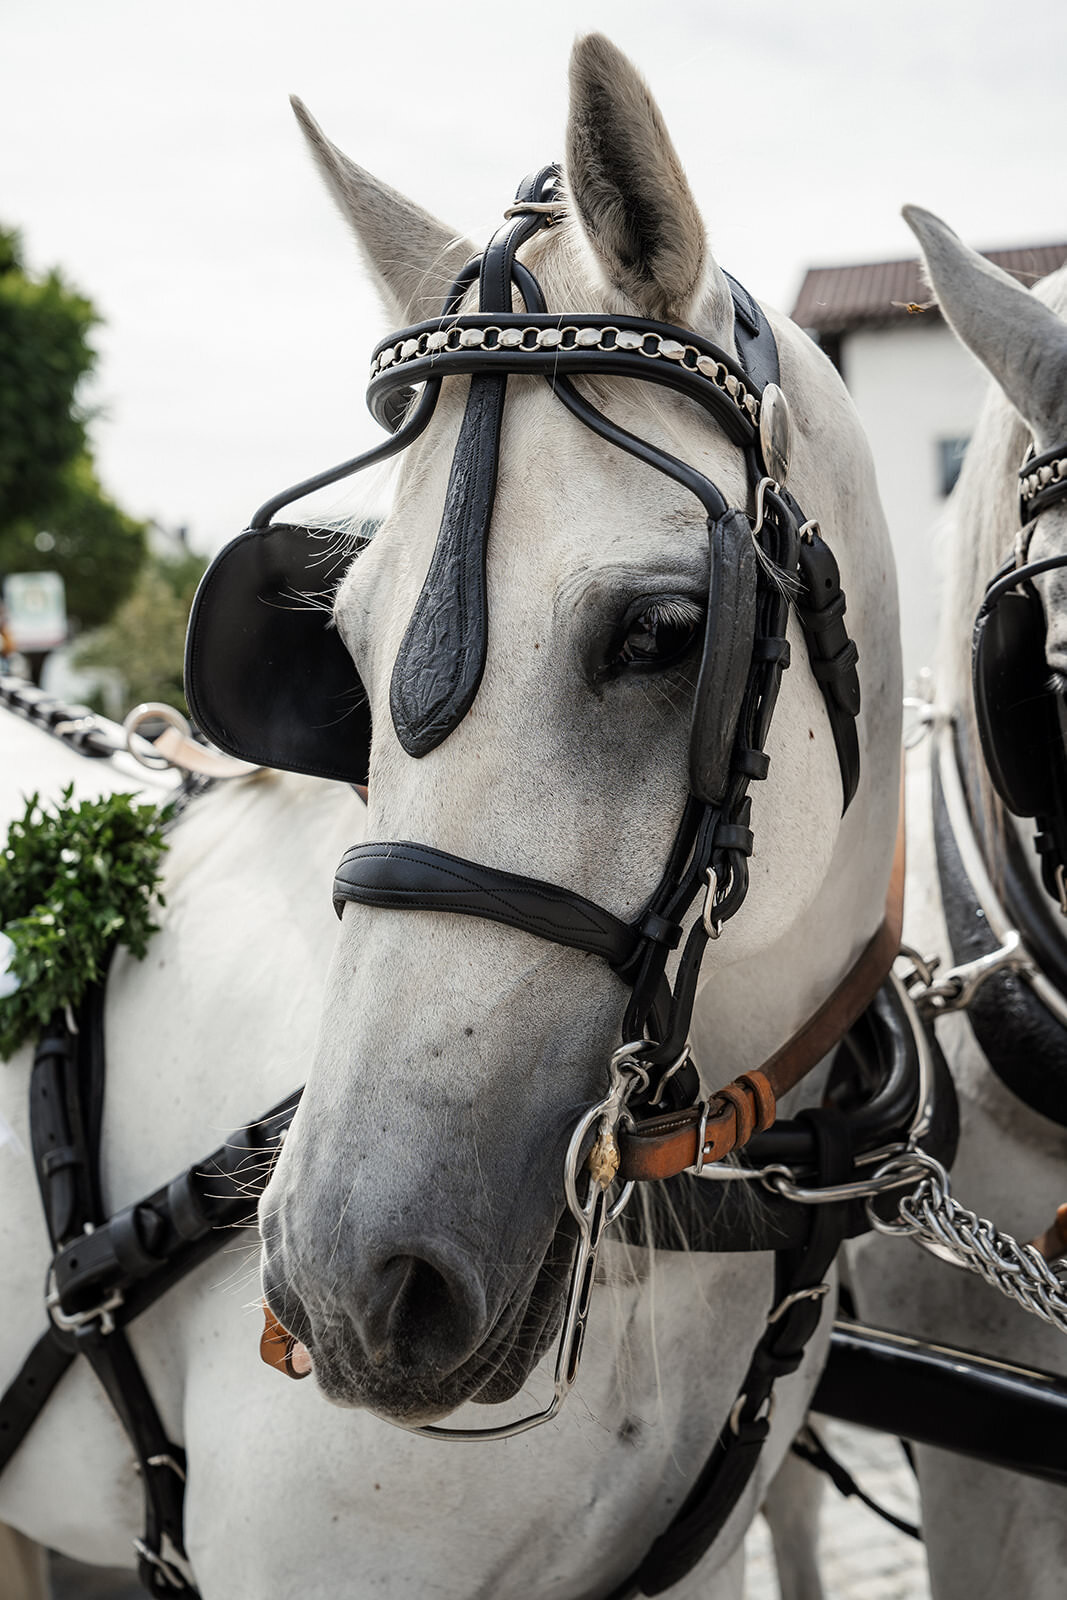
[184,522,371,785]
[973,581,1059,821]
[688,509,758,807]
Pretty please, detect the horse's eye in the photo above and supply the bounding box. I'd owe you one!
[610,599,703,674]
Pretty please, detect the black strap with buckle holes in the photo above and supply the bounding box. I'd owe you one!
[606,1110,853,1598]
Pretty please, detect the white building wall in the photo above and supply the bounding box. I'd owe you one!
[841,320,991,690]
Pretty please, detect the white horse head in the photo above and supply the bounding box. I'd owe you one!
[260,34,901,1427]
[903,207,1067,721]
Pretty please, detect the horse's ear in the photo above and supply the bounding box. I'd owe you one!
[904,204,1067,445]
[565,34,733,336]
[290,96,475,323]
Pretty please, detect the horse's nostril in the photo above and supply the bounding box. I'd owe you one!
[360,1248,488,1377]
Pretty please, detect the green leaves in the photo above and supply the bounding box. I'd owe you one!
[0,223,147,635]
[0,786,170,1060]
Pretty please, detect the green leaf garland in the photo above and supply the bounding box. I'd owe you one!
[0,786,170,1060]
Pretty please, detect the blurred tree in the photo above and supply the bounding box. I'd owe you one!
[74,547,206,713]
[0,455,146,631]
[0,226,146,655]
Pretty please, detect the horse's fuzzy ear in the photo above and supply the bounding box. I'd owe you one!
[904,204,1067,445]
[565,34,732,335]
[290,96,475,323]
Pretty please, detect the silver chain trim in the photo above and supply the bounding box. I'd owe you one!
[369,323,760,427]
[868,1152,1067,1336]
[1020,454,1067,504]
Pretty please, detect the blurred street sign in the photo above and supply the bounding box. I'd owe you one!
[3,571,68,651]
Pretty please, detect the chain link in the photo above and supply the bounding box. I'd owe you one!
[370,321,759,425]
[868,1152,1067,1336]
[1020,453,1067,505]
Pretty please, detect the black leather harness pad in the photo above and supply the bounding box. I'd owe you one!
[972,586,1059,819]
[689,509,758,806]
[184,523,370,784]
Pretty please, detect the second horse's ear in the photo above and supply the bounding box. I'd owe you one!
[904,204,1067,447]
[290,96,476,324]
[564,33,733,343]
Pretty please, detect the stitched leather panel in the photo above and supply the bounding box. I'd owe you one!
[388,374,506,756]
[689,509,758,805]
[332,841,639,967]
[796,526,861,810]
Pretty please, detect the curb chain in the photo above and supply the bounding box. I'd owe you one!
[868,1152,1067,1337]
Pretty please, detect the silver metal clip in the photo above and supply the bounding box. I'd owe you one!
[908,929,1035,1015]
[703,868,725,939]
[133,1540,188,1591]
[766,1282,831,1325]
[752,477,780,538]
[729,1389,776,1436]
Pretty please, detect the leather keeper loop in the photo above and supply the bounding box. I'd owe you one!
[752,637,790,665]
[166,1172,212,1243]
[735,748,771,781]
[111,1205,165,1276]
[637,911,683,950]
[41,1145,79,1178]
[737,1069,777,1133]
[811,639,859,682]
[716,1081,757,1149]
[714,823,755,856]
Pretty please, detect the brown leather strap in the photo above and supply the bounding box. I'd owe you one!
[618,800,906,1183]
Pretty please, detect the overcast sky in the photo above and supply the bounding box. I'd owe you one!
[4,0,1065,554]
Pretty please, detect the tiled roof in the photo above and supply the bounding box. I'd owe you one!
[791,243,1067,333]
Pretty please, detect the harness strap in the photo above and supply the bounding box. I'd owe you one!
[608,1109,852,1598]
[26,1003,199,1595]
[617,803,905,1180]
[10,993,299,1595]
[0,1329,74,1474]
[790,1423,921,1541]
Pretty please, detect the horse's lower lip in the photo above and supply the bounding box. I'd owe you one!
[290,1341,313,1376]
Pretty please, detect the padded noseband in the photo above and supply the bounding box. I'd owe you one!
[186,163,863,1070]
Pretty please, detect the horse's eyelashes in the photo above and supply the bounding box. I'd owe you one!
[607,597,704,677]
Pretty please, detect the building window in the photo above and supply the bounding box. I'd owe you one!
[938,436,970,496]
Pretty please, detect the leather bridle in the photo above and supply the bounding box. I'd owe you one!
[317,165,864,1103]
